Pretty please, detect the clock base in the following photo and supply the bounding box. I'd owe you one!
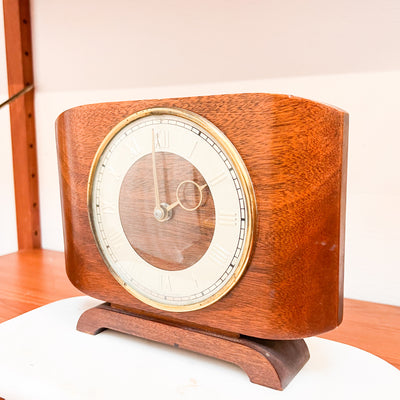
[77,303,310,390]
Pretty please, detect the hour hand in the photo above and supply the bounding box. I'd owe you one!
[166,181,207,212]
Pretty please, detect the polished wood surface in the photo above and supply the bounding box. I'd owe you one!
[320,299,400,370]
[77,302,309,390]
[0,249,398,370]
[56,93,348,339]
[3,0,41,249]
[0,250,80,322]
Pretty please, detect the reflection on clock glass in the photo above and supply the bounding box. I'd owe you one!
[89,111,251,310]
[119,152,216,271]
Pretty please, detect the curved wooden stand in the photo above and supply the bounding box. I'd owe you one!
[77,303,310,390]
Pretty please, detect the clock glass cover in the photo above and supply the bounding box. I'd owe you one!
[88,107,256,311]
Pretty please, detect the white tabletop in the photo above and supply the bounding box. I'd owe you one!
[0,296,399,399]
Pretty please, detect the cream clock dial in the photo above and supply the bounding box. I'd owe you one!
[88,107,256,311]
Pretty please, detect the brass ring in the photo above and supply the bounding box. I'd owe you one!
[176,180,203,211]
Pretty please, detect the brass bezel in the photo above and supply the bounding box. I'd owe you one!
[88,107,257,312]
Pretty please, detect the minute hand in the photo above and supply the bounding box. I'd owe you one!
[151,129,161,210]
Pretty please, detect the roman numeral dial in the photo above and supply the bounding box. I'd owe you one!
[88,107,255,312]
[208,171,227,187]
[209,244,230,265]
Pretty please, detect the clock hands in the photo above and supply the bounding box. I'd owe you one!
[152,129,171,222]
[166,180,208,212]
[151,129,160,209]
[151,129,207,221]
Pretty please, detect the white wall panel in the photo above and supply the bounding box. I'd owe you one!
[30,0,400,91]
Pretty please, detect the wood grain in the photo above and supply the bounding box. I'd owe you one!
[3,0,41,249]
[77,302,310,390]
[0,250,80,322]
[320,298,400,370]
[118,152,215,271]
[56,93,348,340]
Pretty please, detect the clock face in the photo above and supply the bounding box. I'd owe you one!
[88,107,256,311]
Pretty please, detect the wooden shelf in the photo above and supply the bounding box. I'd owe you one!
[320,298,400,370]
[0,249,399,371]
[0,249,80,321]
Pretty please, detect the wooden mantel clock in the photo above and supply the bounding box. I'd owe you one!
[56,93,348,390]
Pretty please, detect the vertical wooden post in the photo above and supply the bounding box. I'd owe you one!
[3,0,41,249]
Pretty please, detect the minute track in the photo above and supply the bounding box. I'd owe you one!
[87,107,255,312]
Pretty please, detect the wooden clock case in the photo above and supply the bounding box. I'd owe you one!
[56,93,348,389]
